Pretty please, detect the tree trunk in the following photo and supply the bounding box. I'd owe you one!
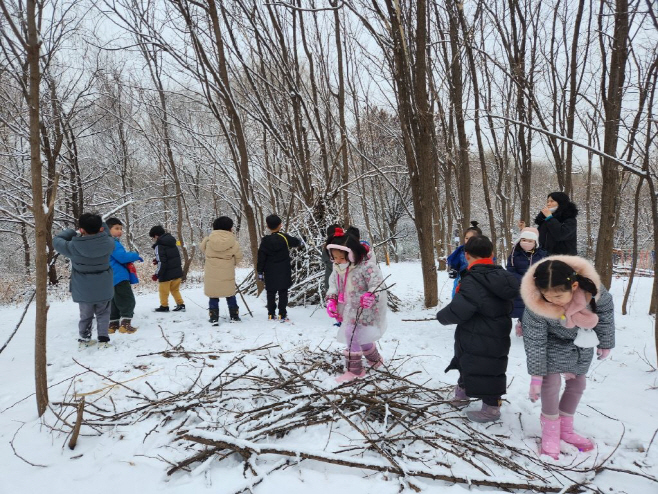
[333,1,350,226]
[594,0,629,289]
[26,0,49,416]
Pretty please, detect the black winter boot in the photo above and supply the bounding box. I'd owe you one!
[229,307,241,322]
[172,304,186,312]
[209,309,219,326]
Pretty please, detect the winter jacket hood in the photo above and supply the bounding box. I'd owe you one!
[205,230,237,253]
[520,255,601,320]
[153,232,177,249]
[465,263,519,300]
[53,228,115,303]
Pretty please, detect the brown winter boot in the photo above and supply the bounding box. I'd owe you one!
[108,320,120,334]
[119,318,138,334]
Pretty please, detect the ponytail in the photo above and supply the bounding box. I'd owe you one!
[574,274,598,312]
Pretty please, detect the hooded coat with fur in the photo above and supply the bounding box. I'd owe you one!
[520,255,615,376]
[534,200,578,255]
[201,230,244,298]
[436,263,519,400]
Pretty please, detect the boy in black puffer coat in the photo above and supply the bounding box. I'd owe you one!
[149,225,185,312]
[437,235,519,423]
[257,214,302,321]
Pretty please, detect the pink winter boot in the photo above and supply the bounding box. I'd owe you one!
[540,414,561,460]
[336,350,366,383]
[363,345,384,368]
[560,415,594,452]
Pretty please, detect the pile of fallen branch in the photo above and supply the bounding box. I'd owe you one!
[48,338,655,493]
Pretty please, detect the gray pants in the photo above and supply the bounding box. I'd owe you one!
[78,300,111,339]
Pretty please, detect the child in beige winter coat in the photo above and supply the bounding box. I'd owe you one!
[201,216,243,325]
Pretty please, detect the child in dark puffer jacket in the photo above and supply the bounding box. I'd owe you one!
[506,227,547,336]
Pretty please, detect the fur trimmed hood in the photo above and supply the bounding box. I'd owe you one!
[519,255,601,319]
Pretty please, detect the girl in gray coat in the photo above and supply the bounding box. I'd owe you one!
[520,256,614,460]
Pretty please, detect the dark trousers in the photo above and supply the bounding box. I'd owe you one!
[209,296,238,311]
[110,280,136,320]
[266,289,288,317]
[457,373,501,407]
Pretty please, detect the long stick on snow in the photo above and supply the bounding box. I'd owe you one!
[235,283,253,317]
[0,290,36,355]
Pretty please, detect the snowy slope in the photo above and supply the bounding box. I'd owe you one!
[0,263,656,494]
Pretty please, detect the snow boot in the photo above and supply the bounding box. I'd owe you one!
[98,336,111,349]
[560,415,594,452]
[268,314,276,321]
[78,338,97,349]
[363,345,384,369]
[108,320,120,334]
[209,309,219,326]
[154,305,170,312]
[119,318,138,334]
[450,385,469,405]
[336,350,366,383]
[278,314,290,323]
[466,402,501,423]
[540,414,561,460]
[229,307,241,322]
[172,304,186,312]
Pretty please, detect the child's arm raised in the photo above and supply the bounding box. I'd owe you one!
[52,229,77,258]
[522,309,549,376]
[111,241,141,264]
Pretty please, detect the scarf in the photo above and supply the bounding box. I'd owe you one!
[560,288,599,329]
[560,288,600,349]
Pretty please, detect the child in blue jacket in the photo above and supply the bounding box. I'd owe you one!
[447,221,482,298]
[107,218,143,334]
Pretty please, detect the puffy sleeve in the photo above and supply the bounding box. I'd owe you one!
[53,229,77,257]
[522,308,549,375]
[594,287,615,350]
[436,278,480,325]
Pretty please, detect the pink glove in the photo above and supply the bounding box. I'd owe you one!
[326,298,340,320]
[359,292,376,309]
[515,320,523,337]
[529,376,543,402]
[597,348,611,360]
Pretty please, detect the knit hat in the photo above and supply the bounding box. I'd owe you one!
[519,227,539,243]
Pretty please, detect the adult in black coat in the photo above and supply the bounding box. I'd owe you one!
[534,191,578,255]
[257,215,302,320]
[436,236,519,422]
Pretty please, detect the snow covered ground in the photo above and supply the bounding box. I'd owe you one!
[0,262,656,493]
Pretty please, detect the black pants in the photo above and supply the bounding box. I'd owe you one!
[457,373,501,406]
[110,280,136,320]
[266,289,288,317]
